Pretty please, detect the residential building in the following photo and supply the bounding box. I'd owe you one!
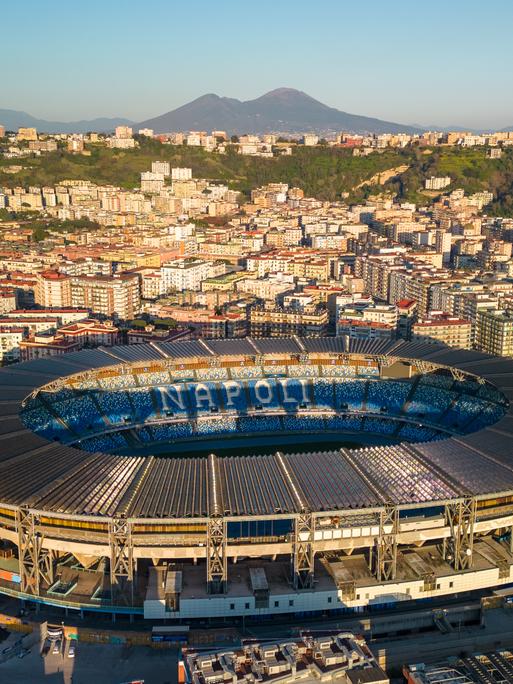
[35,271,72,308]
[303,134,319,146]
[186,634,388,684]
[17,127,38,141]
[337,319,395,341]
[171,167,192,181]
[412,312,472,349]
[141,171,165,193]
[162,258,212,293]
[19,333,80,361]
[250,305,328,337]
[0,327,25,364]
[70,273,140,319]
[151,161,170,176]
[126,325,191,345]
[476,309,513,357]
[425,176,451,190]
[57,319,120,348]
[114,126,133,139]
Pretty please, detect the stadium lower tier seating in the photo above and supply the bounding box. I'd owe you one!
[74,414,446,452]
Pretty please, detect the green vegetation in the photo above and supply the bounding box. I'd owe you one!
[2,138,513,215]
[0,138,413,200]
[384,147,513,215]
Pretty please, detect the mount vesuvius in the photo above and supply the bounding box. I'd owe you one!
[137,88,422,135]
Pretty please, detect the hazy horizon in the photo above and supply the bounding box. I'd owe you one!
[2,0,513,130]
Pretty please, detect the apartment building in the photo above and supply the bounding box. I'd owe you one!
[412,312,473,349]
[250,305,328,337]
[151,161,170,176]
[0,327,25,364]
[476,309,513,357]
[57,319,119,348]
[425,176,451,190]
[337,319,394,341]
[70,273,140,319]
[141,172,165,193]
[162,258,212,293]
[19,333,80,361]
[17,127,38,141]
[35,271,72,308]
[171,167,192,181]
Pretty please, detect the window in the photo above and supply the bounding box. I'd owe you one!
[274,600,279,608]
[327,596,332,604]
[245,603,250,610]
[230,603,235,610]
[449,581,453,588]
[289,600,294,607]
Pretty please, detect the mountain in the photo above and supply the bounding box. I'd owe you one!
[0,109,134,134]
[137,88,423,135]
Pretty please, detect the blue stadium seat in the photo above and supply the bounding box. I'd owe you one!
[282,415,325,431]
[247,379,281,410]
[196,417,238,435]
[364,416,397,434]
[333,380,366,411]
[237,415,282,433]
[366,380,410,414]
[94,391,133,424]
[55,394,103,433]
[406,386,455,420]
[128,389,157,421]
[219,381,248,413]
[324,415,363,432]
[312,379,334,409]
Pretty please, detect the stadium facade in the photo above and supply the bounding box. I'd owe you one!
[0,337,513,620]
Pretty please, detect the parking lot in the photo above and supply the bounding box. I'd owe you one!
[0,632,179,684]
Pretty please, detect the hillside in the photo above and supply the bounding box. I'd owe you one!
[1,139,513,215]
[0,138,414,199]
[137,88,423,135]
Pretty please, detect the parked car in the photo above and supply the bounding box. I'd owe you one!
[68,641,76,658]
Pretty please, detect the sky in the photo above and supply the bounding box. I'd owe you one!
[2,0,513,129]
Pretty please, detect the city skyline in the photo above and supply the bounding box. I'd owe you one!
[2,0,513,130]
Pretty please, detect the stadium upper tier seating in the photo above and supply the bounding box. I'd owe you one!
[21,372,507,453]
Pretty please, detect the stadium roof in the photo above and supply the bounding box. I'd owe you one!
[0,337,513,519]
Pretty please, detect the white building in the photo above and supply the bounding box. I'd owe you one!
[303,133,319,146]
[0,327,24,364]
[151,161,170,176]
[171,167,193,181]
[140,172,165,193]
[161,258,212,293]
[425,176,451,190]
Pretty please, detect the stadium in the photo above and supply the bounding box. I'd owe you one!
[1,336,513,621]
